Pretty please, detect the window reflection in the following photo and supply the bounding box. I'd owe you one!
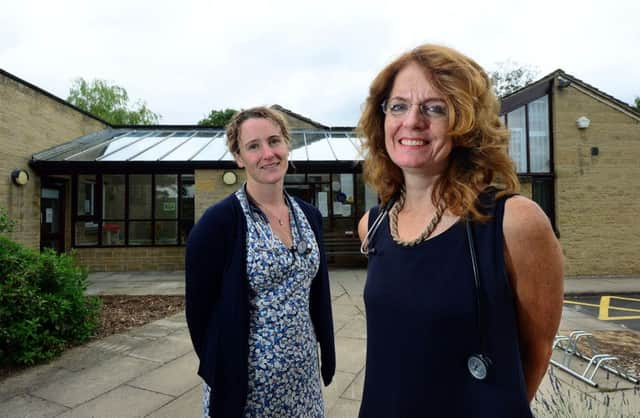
[155,175,178,219]
[129,175,152,219]
[103,175,125,219]
[77,175,95,216]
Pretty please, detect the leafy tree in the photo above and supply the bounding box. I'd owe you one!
[67,78,160,125]
[489,60,539,98]
[635,97,640,111]
[198,108,238,127]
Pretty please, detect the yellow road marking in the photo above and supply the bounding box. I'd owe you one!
[563,300,600,308]
[563,296,640,321]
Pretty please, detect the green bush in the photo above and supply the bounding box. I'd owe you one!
[0,207,15,233]
[0,236,101,366]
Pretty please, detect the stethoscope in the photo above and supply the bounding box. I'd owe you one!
[245,186,311,257]
[361,196,493,381]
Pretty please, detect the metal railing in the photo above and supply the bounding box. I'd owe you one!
[551,330,639,387]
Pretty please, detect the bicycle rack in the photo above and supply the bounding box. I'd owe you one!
[550,330,639,388]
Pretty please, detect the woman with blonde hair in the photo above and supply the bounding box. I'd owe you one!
[186,107,335,417]
[357,44,563,417]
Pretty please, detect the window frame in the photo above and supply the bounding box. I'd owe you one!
[72,172,194,248]
[504,94,553,175]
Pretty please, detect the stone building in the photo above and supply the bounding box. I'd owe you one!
[1,67,638,276]
[500,70,640,276]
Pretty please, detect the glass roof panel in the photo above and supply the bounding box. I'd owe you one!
[100,134,173,161]
[162,136,218,161]
[328,137,363,161]
[191,136,228,160]
[305,137,336,161]
[195,130,222,137]
[83,133,148,160]
[289,146,307,161]
[289,132,305,151]
[64,131,132,161]
[131,135,194,161]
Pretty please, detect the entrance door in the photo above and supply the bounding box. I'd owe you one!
[41,182,65,252]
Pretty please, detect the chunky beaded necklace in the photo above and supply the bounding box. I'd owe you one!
[389,190,445,247]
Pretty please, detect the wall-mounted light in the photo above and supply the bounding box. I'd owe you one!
[576,116,591,129]
[557,77,572,89]
[11,169,29,186]
[222,171,238,185]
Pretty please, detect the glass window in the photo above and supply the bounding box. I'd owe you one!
[308,174,330,183]
[74,173,195,247]
[75,221,98,246]
[285,174,306,184]
[155,175,178,219]
[77,175,96,216]
[532,177,554,227]
[316,184,330,218]
[129,175,152,219]
[507,107,527,172]
[129,221,152,245]
[528,96,550,173]
[332,173,354,217]
[365,184,379,211]
[180,175,195,221]
[103,175,125,219]
[102,221,124,246]
[180,220,194,244]
[156,221,178,245]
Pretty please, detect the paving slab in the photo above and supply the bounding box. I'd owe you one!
[322,370,357,412]
[334,337,366,375]
[129,352,200,396]
[0,365,71,403]
[32,355,158,408]
[0,394,68,418]
[336,316,367,339]
[331,303,363,322]
[55,385,173,418]
[55,334,150,373]
[127,334,193,364]
[146,384,201,418]
[342,368,365,401]
[326,397,361,418]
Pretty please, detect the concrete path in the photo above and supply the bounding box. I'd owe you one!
[1,270,639,417]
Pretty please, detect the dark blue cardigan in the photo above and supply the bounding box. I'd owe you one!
[185,193,336,417]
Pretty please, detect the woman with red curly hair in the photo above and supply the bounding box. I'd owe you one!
[357,44,563,417]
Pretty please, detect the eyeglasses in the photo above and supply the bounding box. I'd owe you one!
[381,99,448,119]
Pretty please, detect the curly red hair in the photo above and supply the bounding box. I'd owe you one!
[358,44,519,221]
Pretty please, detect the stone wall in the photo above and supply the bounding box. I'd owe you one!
[0,72,106,249]
[552,84,640,276]
[195,168,246,220]
[73,246,185,272]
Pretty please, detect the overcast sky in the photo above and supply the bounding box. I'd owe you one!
[2,0,639,126]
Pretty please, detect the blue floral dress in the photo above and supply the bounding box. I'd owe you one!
[202,187,324,418]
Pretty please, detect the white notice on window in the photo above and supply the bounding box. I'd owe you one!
[317,192,328,217]
[45,208,53,223]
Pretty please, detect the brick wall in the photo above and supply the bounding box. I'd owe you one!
[0,73,106,249]
[73,246,185,272]
[195,168,246,220]
[552,84,640,276]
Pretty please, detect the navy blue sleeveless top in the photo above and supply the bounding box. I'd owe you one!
[359,193,532,418]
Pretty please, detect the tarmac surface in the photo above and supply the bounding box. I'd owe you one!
[1,269,640,417]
